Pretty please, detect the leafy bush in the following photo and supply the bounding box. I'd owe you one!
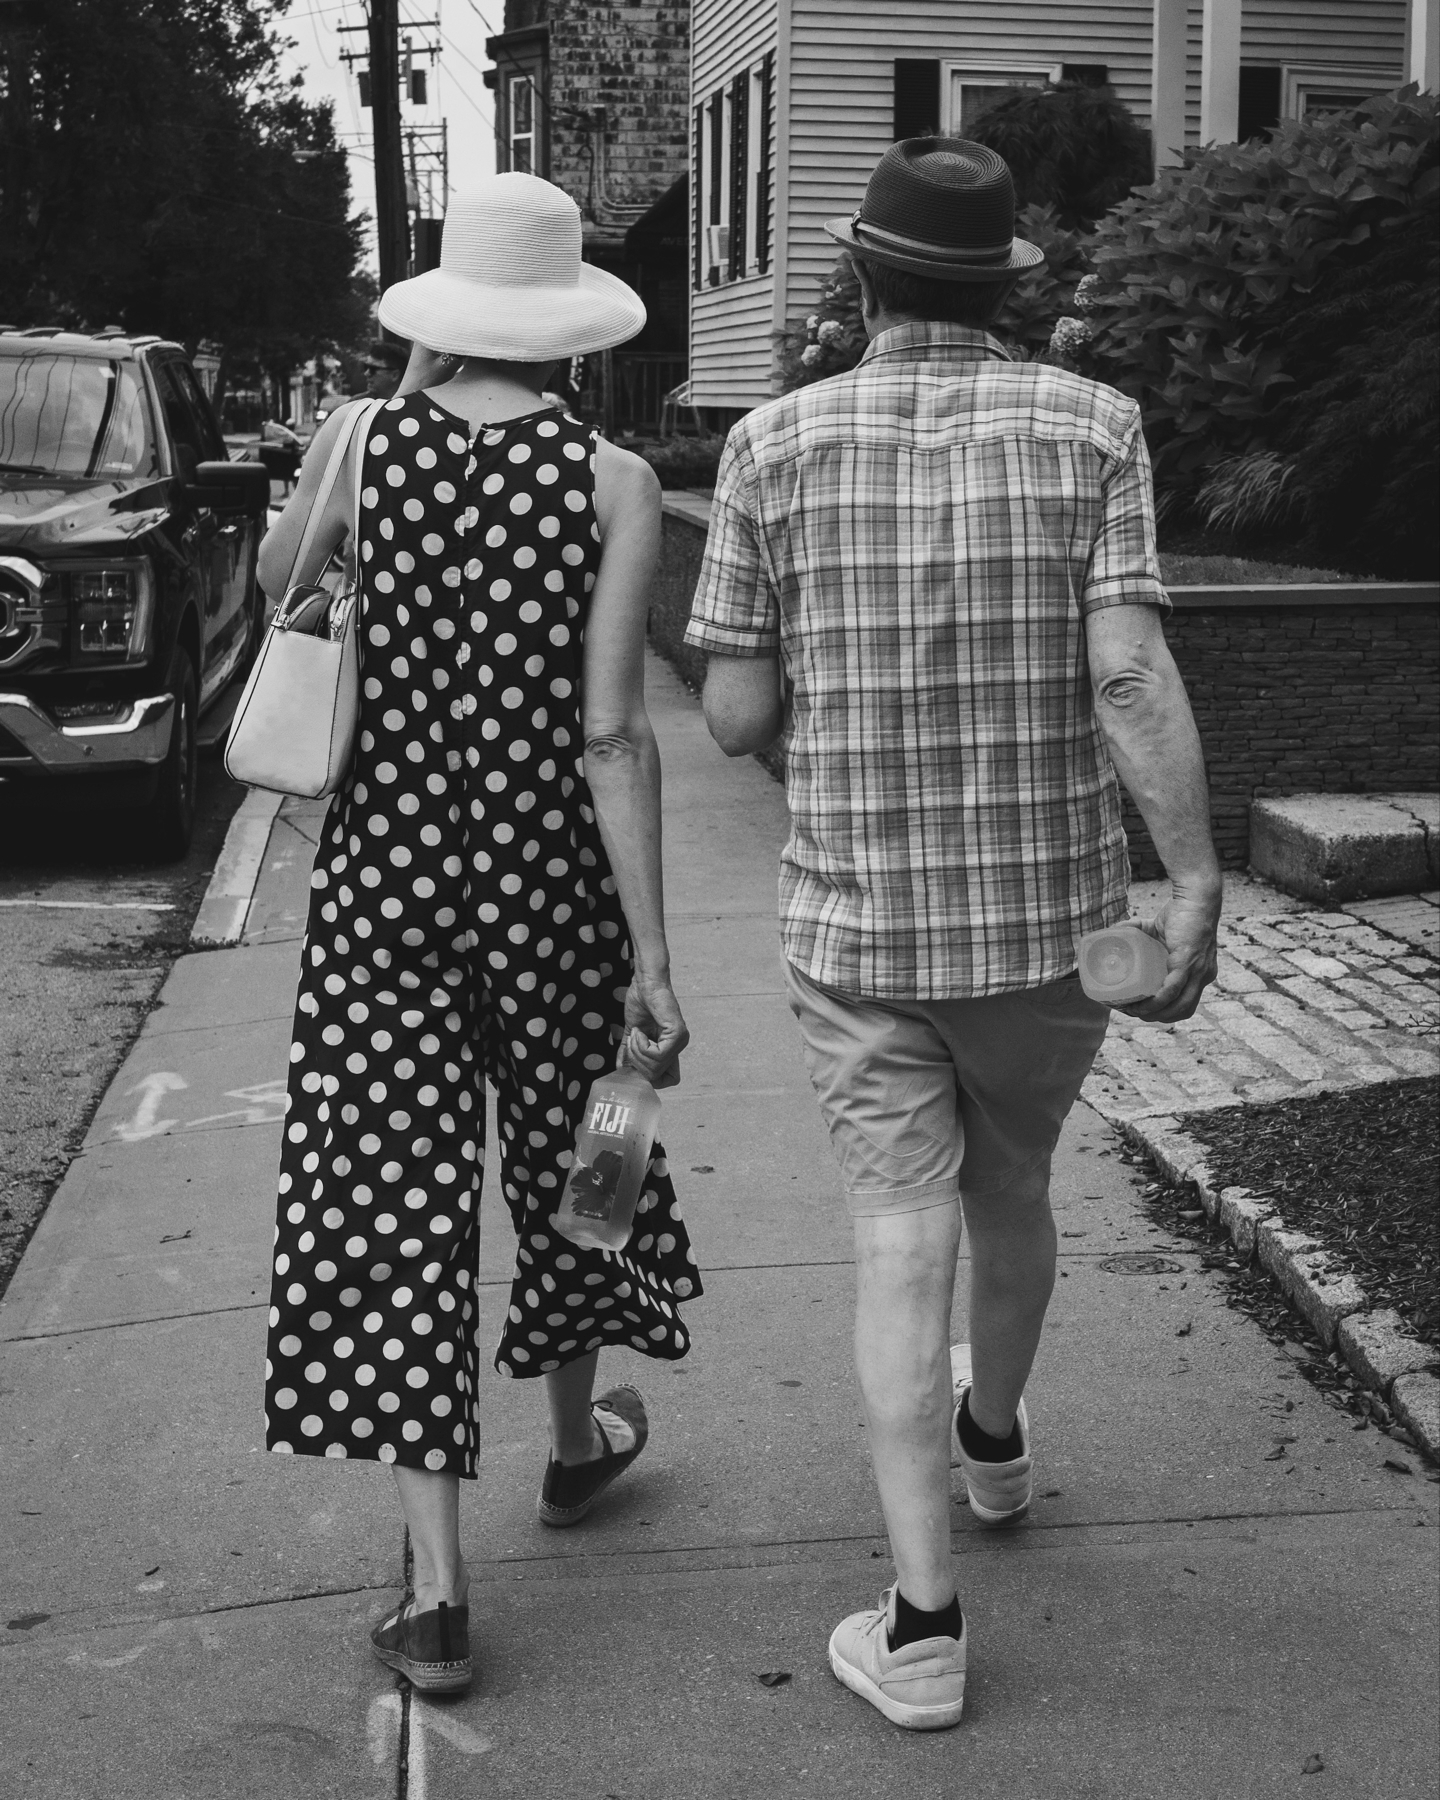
[1076,87,1439,480]
[966,80,1154,228]
[775,257,868,393]
[631,433,727,489]
[1257,204,1439,577]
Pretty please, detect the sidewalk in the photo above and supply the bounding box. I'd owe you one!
[2,653,1436,1800]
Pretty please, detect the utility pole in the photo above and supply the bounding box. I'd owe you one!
[367,0,410,293]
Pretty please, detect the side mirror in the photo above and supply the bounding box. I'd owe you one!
[188,459,272,514]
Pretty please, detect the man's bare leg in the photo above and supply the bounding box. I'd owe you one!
[853,1199,964,1611]
[853,1157,1058,1604]
[962,1157,1056,1440]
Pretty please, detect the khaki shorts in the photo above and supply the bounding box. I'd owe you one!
[784,961,1110,1218]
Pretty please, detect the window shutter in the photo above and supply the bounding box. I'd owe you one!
[729,73,749,281]
[692,105,704,291]
[893,60,939,140]
[757,51,774,276]
[1060,64,1109,87]
[707,93,723,286]
[1238,67,1282,140]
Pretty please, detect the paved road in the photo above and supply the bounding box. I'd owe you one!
[0,755,246,1299]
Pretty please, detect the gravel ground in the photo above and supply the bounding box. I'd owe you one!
[1175,1079,1440,1346]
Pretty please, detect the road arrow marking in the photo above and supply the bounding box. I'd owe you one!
[113,1072,188,1142]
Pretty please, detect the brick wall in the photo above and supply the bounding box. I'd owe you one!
[653,507,1440,877]
[1131,601,1440,878]
[547,3,691,224]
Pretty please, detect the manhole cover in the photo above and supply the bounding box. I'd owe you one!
[1099,1253,1183,1275]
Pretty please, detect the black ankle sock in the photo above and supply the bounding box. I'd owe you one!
[888,1587,963,1652]
[957,1391,1023,1463]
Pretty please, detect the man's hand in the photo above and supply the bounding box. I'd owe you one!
[1117,880,1222,1023]
[621,972,689,1088]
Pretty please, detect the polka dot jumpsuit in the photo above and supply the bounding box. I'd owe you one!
[263,396,702,1478]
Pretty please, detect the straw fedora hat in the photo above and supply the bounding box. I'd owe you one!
[825,139,1043,282]
[378,173,647,360]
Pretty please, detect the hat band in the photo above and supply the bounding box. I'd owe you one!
[851,209,1016,266]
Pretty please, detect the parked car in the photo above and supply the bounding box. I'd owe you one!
[0,329,270,855]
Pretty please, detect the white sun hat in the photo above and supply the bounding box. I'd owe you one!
[377,173,646,360]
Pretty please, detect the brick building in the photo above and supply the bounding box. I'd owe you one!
[483,1,691,431]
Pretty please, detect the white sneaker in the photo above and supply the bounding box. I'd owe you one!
[828,1586,967,1730]
[949,1343,1032,1524]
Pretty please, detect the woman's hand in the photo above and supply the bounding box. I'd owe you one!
[621,972,689,1089]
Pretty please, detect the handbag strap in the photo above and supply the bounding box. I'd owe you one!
[287,398,382,589]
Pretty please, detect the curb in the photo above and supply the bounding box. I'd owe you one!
[1117,1113,1440,1466]
[190,787,284,947]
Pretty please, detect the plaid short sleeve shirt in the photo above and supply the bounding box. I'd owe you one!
[684,322,1169,999]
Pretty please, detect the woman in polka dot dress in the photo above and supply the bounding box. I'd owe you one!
[254,173,698,1692]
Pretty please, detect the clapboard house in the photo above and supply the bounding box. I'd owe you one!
[483,1,691,430]
[690,0,1431,420]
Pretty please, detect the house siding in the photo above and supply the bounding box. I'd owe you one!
[690,0,780,408]
[782,0,1162,326]
[691,0,1409,409]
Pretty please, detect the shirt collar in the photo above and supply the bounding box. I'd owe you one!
[858,321,1012,367]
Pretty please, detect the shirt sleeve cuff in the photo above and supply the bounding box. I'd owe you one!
[1081,581,1172,615]
[682,618,781,656]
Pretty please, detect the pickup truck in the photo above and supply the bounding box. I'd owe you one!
[0,329,271,855]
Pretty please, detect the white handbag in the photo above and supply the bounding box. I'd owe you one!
[224,400,381,798]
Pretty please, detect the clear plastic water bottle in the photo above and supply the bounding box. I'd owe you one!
[554,1051,662,1252]
[1077,922,1170,1004]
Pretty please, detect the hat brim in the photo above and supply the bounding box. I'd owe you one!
[378,262,646,359]
[824,217,1043,282]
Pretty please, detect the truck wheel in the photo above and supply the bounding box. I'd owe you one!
[147,647,198,860]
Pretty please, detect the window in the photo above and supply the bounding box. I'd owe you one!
[0,353,157,479]
[1281,65,1396,120]
[942,64,1061,136]
[694,54,775,291]
[507,74,535,172]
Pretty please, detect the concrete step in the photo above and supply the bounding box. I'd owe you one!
[1250,793,1440,903]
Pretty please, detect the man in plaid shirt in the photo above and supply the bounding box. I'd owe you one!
[686,139,1220,1730]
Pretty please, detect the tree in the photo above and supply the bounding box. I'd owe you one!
[0,0,367,397]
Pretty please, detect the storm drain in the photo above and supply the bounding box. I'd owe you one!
[1099,1252,1183,1275]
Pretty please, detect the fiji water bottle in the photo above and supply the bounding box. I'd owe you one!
[554,1052,662,1252]
[1077,922,1170,1004]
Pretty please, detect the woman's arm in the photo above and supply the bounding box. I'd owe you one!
[583,437,688,1086]
[255,405,362,601]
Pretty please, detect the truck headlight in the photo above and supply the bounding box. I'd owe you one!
[71,564,154,660]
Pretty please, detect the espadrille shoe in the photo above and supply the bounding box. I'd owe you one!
[537,1384,648,1527]
[369,1595,473,1693]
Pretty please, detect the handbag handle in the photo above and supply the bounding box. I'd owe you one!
[286,399,382,591]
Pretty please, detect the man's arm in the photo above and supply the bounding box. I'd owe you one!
[1086,602,1221,1022]
[700,653,783,756]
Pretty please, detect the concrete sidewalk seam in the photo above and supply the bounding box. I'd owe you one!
[0,1299,266,1344]
[190,787,284,947]
[1118,1114,1440,1464]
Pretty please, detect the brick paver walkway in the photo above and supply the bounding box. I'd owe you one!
[1083,895,1440,1122]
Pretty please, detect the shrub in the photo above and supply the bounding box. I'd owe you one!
[1077,86,1440,480]
[631,433,728,489]
[775,256,868,393]
[966,80,1154,228]
[1260,203,1439,576]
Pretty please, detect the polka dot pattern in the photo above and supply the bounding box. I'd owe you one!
[264,399,701,1480]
